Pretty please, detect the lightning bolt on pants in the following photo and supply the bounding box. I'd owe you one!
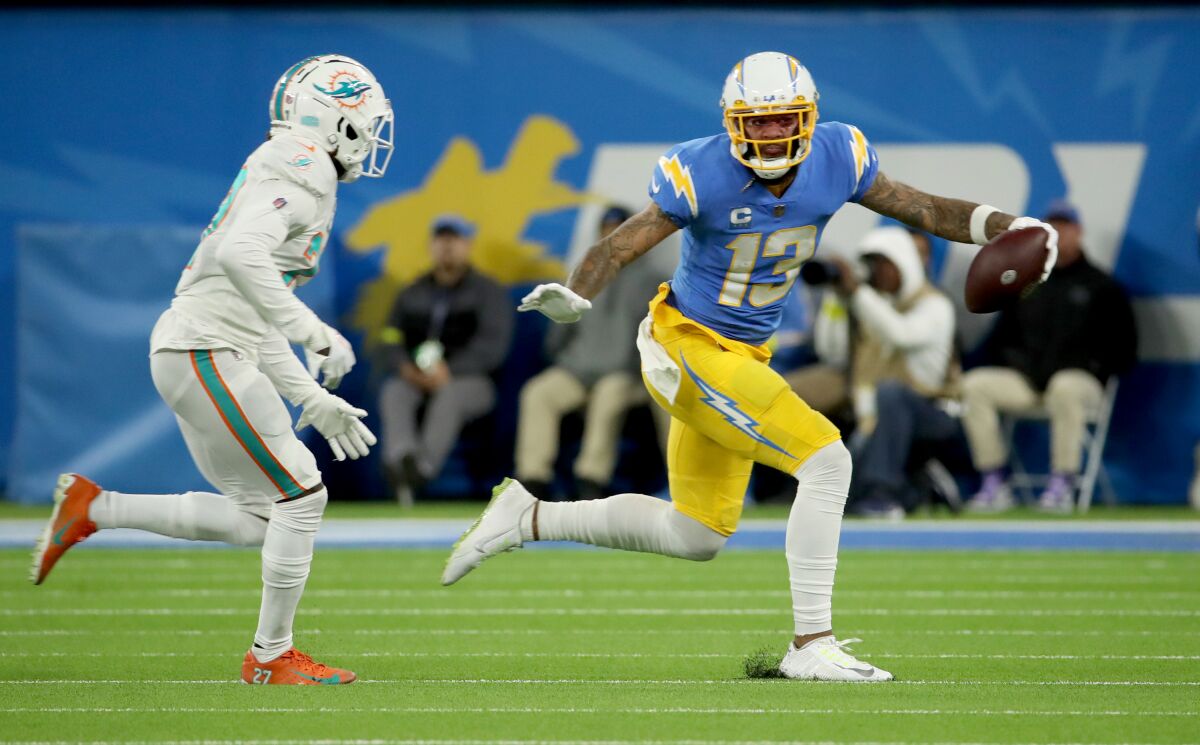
[641,292,841,537]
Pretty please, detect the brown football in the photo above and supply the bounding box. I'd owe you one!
[964,226,1049,313]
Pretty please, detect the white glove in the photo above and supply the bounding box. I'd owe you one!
[304,323,356,390]
[517,282,592,323]
[296,388,377,462]
[1007,216,1059,283]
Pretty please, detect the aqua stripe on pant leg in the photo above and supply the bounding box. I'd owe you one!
[193,351,306,499]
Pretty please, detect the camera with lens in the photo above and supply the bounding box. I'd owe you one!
[800,257,873,288]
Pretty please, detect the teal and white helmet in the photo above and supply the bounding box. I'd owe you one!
[269,54,394,182]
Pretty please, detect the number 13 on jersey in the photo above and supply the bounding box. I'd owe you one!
[718,226,817,307]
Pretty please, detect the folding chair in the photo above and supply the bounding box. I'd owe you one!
[1003,377,1119,512]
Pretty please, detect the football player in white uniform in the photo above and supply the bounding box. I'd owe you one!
[30,55,392,685]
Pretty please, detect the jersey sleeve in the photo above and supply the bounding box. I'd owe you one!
[844,124,880,203]
[649,145,700,228]
[257,327,321,406]
[214,179,325,347]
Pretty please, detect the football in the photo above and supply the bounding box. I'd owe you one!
[964,226,1050,313]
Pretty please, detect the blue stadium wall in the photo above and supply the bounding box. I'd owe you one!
[2,8,1198,504]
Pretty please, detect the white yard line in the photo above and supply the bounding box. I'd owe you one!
[4,628,1200,638]
[0,705,1195,717]
[6,587,1199,599]
[4,607,1198,617]
[3,679,1198,687]
[0,740,1184,745]
[8,573,1197,587]
[1,651,1197,661]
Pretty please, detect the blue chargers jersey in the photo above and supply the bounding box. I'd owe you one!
[650,122,879,345]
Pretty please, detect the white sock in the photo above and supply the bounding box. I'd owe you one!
[253,488,327,662]
[533,493,726,561]
[89,490,268,546]
[787,441,852,635]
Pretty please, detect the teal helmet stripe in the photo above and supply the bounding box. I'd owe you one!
[273,56,319,121]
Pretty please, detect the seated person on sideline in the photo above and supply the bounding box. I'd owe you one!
[829,227,961,518]
[515,206,665,501]
[964,200,1136,513]
[378,215,514,501]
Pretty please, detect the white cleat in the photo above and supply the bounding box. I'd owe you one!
[779,636,894,682]
[441,477,536,586]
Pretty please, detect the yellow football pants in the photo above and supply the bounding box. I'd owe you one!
[643,285,841,536]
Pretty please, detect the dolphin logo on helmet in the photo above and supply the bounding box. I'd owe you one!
[316,79,372,100]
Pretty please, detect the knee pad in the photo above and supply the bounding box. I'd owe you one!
[269,487,328,536]
[794,440,852,505]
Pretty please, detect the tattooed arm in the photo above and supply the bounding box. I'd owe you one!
[567,202,679,299]
[858,171,1015,243]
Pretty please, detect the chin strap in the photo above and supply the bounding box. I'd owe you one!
[730,142,796,181]
[753,165,791,181]
[751,161,798,182]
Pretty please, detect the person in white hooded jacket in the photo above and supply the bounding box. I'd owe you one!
[824,226,962,518]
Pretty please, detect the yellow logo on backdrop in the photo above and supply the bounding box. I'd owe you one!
[346,115,591,337]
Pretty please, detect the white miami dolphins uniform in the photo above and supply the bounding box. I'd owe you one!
[148,131,337,508]
[75,131,352,661]
[34,53,388,681]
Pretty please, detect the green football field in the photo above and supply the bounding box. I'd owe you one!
[2,546,1198,744]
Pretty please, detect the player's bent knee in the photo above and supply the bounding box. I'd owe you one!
[666,510,727,561]
[793,440,852,505]
[231,509,269,547]
[270,487,328,535]
[798,439,852,479]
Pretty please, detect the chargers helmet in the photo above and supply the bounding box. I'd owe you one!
[269,54,394,183]
[719,52,818,179]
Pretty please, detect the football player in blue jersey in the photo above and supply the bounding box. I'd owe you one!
[444,51,1058,681]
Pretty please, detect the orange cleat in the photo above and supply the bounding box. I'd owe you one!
[241,647,357,685]
[30,473,101,585]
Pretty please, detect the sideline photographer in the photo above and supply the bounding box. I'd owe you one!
[778,255,860,424]
[804,227,964,519]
